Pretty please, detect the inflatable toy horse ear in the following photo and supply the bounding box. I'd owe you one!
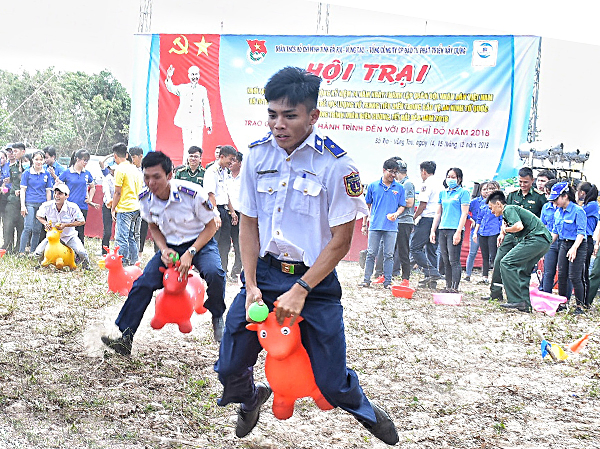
[150,261,207,333]
[103,246,142,296]
[42,227,77,270]
[246,301,333,420]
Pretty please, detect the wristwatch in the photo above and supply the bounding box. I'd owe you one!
[187,247,197,256]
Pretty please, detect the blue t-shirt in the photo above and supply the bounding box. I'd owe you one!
[58,168,94,210]
[21,168,53,203]
[438,186,470,229]
[1,162,9,189]
[365,178,406,231]
[43,161,66,178]
[582,201,599,236]
[476,201,502,236]
[552,201,586,240]
[540,201,556,232]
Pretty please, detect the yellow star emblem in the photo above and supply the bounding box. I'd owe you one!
[194,36,212,56]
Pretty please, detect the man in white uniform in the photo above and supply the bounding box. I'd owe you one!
[165,65,213,162]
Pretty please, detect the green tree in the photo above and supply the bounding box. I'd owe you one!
[0,68,130,157]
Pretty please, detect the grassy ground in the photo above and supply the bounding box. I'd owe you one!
[0,237,599,448]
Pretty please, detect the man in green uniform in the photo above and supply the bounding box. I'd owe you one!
[487,190,551,312]
[174,146,205,185]
[2,143,25,253]
[487,167,547,300]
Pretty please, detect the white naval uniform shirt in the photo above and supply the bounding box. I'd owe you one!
[240,130,368,267]
[203,163,231,206]
[420,175,442,218]
[36,199,84,242]
[139,179,214,246]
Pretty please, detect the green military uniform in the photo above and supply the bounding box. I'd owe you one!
[2,161,24,253]
[490,188,547,300]
[495,206,551,307]
[587,253,600,307]
[174,165,205,186]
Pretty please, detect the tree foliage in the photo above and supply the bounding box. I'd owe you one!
[0,68,130,157]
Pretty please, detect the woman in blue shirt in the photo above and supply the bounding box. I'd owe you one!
[539,179,561,293]
[19,151,52,253]
[577,182,599,306]
[0,149,9,224]
[430,167,470,292]
[58,149,96,243]
[473,181,502,284]
[550,182,587,315]
[464,182,485,282]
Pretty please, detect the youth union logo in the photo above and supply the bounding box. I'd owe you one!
[247,39,267,63]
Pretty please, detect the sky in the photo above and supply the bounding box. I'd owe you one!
[1,0,599,169]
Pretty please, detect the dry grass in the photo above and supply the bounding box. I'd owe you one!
[1,238,599,448]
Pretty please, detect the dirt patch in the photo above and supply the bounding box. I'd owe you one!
[0,241,599,448]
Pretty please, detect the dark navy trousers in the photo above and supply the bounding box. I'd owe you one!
[214,257,377,425]
[115,238,226,338]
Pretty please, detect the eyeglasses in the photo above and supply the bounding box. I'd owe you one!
[386,169,399,175]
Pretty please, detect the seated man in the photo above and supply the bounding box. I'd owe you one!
[101,151,227,356]
[33,183,91,269]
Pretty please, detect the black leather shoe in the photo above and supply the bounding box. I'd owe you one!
[481,295,501,301]
[101,335,132,356]
[359,401,399,446]
[236,382,272,438]
[499,302,531,313]
[212,315,224,343]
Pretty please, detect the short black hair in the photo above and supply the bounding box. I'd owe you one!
[536,169,555,180]
[518,167,534,179]
[383,158,400,171]
[487,190,506,204]
[420,160,436,175]
[265,67,321,112]
[12,142,25,151]
[235,152,243,163]
[142,151,172,175]
[43,145,57,158]
[112,142,128,158]
[219,145,237,158]
[188,146,202,155]
[129,146,143,157]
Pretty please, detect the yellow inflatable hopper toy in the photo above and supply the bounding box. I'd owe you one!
[41,227,77,270]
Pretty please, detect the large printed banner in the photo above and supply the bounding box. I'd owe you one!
[129,34,540,183]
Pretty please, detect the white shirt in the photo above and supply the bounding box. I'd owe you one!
[36,200,84,241]
[165,80,212,129]
[139,179,214,245]
[419,175,442,218]
[240,130,368,267]
[102,173,115,206]
[203,163,231,206]
[227,171,242,212]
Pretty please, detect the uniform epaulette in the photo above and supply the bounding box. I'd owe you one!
[178,185,197,198]
[249,132,273,148]
[323,136,346,158]
[139,189,151,200]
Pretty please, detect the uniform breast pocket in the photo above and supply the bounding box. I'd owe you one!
[291,177,322,216]
[257,177,279,214]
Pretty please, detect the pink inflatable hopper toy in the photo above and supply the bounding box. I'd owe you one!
[246,302,333,420]
[103,246,143,296]
[151,261,207,333]
[529,287,567,316]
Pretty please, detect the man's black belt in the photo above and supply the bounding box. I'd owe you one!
[260,253,309,275]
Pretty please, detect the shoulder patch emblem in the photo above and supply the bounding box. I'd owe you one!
[178,186,197,198]
[139,189,151,200]
[249,132,273,148]
[324,136,346,158]
[344,172,363,197]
